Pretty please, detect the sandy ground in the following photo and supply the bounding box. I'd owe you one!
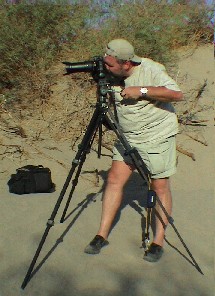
[0,44,214,296]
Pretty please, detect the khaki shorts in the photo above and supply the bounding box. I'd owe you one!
[112,136,177,179]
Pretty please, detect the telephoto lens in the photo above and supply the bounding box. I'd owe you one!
[63,61,95,74]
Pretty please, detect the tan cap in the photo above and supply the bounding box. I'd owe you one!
[105,39,142,63]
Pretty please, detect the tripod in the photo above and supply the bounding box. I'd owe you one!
[21,64,203,289]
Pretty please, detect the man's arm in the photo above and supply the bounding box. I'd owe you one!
[120,86,184,102]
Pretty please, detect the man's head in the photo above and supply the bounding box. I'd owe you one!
[105,39,141,63]
[104,39,141,78]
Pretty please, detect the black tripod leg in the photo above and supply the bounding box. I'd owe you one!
[60,109,105,222]
[60,154,86,223]
[141,208,151,249]
[21,106,103,289]
[155,197,204,274]
[60,137,95,223]
[97,124,102,158]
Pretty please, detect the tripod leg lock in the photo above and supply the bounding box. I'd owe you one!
[47,219,54,227]
[124,147,136,156]
[147,190,156,208]
[142,234,150,249]
[72,158,80,165]
[168,216,174,224]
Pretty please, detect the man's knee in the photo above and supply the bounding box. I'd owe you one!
[151,178,171,197]
[106,164,131,189]
[106,170,122,188]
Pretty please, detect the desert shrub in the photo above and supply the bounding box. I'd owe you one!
[69,0,213,65]
[0,1,90,97]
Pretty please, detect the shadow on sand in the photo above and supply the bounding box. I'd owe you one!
[22,169,202,289]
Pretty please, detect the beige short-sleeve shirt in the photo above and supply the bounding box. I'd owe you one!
[113,58,181,144]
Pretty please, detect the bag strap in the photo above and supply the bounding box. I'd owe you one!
[17,165,44,172]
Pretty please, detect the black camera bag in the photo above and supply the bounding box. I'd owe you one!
[7,165,55,195]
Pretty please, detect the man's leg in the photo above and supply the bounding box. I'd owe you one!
[97,160,134,239]
[84,160,134,254]
[151,177,172,247]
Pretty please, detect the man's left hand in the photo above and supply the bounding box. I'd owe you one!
[120,86,142,100]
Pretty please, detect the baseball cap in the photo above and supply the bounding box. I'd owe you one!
[105,39,142,63]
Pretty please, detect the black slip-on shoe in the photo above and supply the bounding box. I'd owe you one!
[84,235,109,254]
[143,243,164,262]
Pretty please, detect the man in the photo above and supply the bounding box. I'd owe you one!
[84,39,183,262]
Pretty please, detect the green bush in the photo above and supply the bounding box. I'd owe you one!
[0,1,89,92]
[75,0,213,65]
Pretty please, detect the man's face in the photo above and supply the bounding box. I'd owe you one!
[103,55,127,77]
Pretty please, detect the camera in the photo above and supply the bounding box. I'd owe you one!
[63,56,107,81]
[63,56,125,88]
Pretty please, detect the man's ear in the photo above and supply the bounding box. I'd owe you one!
[123,61,132,70]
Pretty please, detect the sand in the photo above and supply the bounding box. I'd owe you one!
[0,44,214,296]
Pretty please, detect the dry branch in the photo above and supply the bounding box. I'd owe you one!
[181,120,208,126]
[81,169,100,187]
[101,142,113,152]
[177,80,208,127]
[176,145,196,161]
[0,125,27,138]
[195,80,207,100]
[0,143,27,160]
[185,133,208,146]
